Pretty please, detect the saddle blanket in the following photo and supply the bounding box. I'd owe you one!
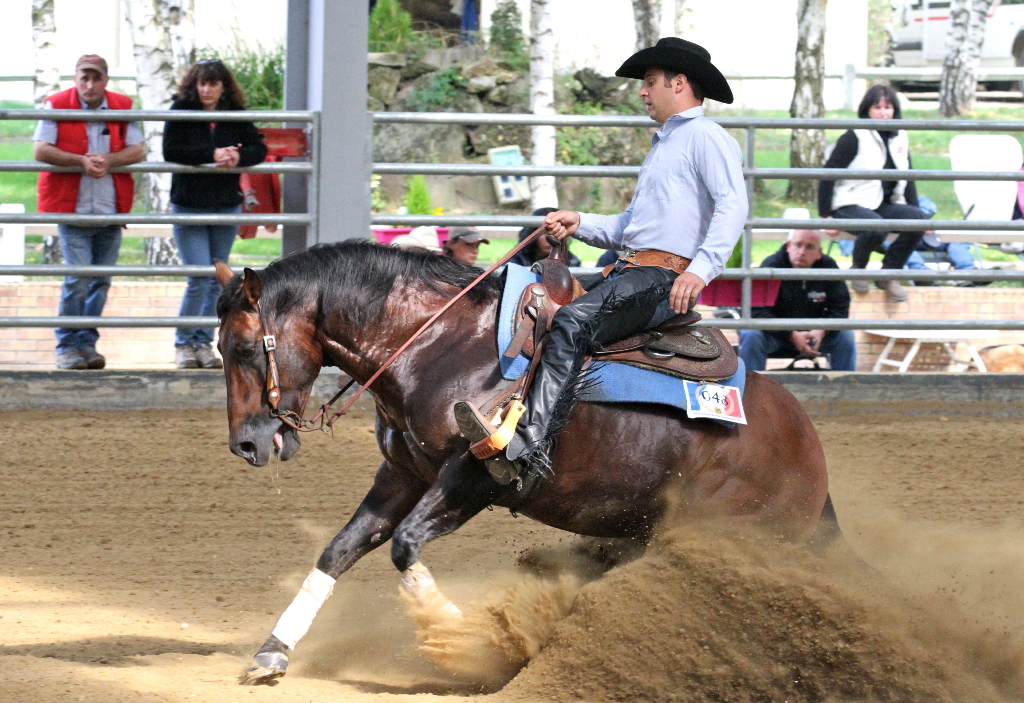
[497,263,747,428]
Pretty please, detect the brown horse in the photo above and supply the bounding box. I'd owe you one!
[214,241,832,685]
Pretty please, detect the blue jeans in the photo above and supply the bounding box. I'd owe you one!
[55,224,122,351]
[739,329,857,371]
[904,242,976,270]
[172,204,240,347]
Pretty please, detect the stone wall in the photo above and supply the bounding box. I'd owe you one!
[2,280,1023,370]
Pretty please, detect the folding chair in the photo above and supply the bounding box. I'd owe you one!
[947,134,1023,260]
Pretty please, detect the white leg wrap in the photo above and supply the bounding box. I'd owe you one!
[401,562,462,618]
[271,568,336,650]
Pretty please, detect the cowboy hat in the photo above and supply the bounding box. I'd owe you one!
[615,37,733,104]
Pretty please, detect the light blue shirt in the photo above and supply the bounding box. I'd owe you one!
[33,94,144,215]
[574,106,748,284]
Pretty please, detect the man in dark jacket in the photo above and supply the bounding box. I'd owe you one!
[739,229,856,371]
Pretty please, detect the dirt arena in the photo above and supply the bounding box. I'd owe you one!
[3,403,1024,702]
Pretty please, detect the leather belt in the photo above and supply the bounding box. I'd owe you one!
[602,248,692,277]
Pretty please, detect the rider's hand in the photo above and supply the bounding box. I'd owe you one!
[669,272,706,314]
[542,210,580,240]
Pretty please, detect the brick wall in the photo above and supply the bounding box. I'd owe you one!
[2,280,1023,370]
[0,281,185,367]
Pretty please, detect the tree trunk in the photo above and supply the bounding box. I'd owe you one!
[123,0,196,265]
[32,0,63,264]
[632,0,661,50]
[787,0,827,204]
[939,0,996,117]
[674,0,695,36]
[529,0,558,210]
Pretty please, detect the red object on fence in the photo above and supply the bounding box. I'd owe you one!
[698,279,782,307]
[238,129,308,240]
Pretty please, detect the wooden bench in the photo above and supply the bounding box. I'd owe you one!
[866,329,1000,372]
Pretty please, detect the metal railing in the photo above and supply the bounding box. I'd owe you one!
[2,109,1024,336]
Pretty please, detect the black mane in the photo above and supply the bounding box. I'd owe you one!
[217,240,503,325]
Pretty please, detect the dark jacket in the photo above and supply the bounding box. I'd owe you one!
[753,244,850,340]
[162,99,267,209]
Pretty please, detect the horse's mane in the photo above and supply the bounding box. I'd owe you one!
[218,240,503,325]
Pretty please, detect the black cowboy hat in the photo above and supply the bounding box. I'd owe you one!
[615,37,733,104]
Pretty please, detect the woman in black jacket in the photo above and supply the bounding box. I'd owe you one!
[162,60,267,368]
[509,207,582,268]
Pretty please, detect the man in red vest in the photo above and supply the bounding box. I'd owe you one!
[33,54,145,370]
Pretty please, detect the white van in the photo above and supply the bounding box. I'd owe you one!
[891,0,1024,89]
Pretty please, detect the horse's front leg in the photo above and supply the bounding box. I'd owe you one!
[391,451,504,612]
[242,460,428,685]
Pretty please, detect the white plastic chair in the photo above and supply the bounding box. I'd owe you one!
[948,134,1023,255]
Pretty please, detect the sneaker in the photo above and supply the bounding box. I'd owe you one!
[850,279,871,293]
[55,348,87,370]
[175,345,199,369]
[81,348,106,370]
[877,279,909,303]
[193,343,223,369]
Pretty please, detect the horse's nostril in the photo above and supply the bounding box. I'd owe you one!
[237,441,257,458]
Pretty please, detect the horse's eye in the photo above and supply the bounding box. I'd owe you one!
[236,345,256,359]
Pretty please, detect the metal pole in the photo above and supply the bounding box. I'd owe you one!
[283,0,311,256]
[741,126,755,320]
[308,110,322,247]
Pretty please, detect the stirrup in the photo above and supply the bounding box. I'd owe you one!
[453,400,526,460]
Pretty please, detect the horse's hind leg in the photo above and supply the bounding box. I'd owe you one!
[391,452,504,613]
[241,460,428,685]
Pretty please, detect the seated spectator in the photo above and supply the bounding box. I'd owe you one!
[819,84,928,303]
[442,226,489,265]
[739,229,856,371]
[510,207,581,268]
[33,54,145,370]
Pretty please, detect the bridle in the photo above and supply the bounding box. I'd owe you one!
[256,225,551,434]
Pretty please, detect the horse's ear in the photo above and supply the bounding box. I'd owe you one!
[214,260,234,288]
[242,268,262,307]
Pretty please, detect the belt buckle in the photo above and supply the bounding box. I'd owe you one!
[623,246,638,258]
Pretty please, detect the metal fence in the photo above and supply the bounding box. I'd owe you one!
[1,109,1024,334]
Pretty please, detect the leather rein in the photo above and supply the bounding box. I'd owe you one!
[259,225,552,433]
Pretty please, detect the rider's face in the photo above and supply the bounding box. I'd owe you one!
[639,68,684,124]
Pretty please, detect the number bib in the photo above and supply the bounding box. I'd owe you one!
[682,381,747,425]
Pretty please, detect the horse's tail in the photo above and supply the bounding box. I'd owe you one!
[807,492,843,554]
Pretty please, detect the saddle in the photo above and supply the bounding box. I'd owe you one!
[503,241,737,383]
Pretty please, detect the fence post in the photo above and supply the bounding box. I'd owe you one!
[844,63,856,111]
[741,126,755,320]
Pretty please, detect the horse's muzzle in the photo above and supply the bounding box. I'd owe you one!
[230,421,301,466]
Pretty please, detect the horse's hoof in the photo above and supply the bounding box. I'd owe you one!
[239,650,288,685]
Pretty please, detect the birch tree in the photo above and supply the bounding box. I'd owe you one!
[631,0,661,50]
[529,0,558,209]
[787,0,827,203]
[32,0,62,263]
[673,0,695,36]
[123,0,196,265]
[939,0,996,117]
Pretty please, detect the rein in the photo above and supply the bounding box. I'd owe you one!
[259,224,552,433]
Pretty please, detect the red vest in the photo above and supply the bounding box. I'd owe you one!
[37,87,137,214]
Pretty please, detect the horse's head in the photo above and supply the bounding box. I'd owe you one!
[215,262,322,466]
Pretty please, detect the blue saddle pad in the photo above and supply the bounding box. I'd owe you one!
[497,264,746,427]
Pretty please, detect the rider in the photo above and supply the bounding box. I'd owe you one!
[455,37,748,477]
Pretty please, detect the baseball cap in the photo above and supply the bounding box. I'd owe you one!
[447,226,489,245]
[75,54,109,77]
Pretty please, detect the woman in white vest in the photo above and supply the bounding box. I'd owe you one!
[818,85,928,303]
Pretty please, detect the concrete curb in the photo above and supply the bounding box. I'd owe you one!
[0,368,349,412]
[2,369,1024,416]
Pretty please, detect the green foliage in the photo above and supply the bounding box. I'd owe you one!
[405,174,433,215]
[370,174,388,212]
[369,0,413,53]
[867,0,895,67]
[411,67,466,111]
[489,1,528,72]
[196,43,284,110]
